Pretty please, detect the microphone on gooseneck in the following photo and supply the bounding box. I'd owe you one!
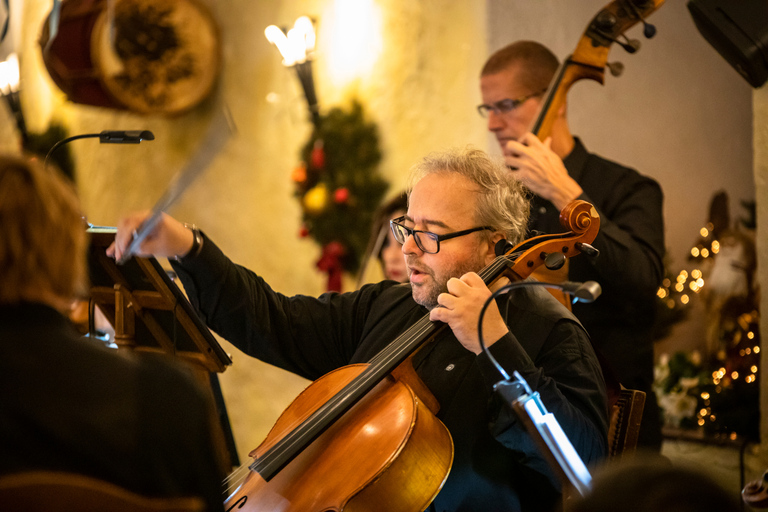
[98,130,155,144]
[476,278,601,497]
[45,130,156,169]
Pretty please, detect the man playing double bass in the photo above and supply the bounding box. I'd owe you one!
[109,146,608,511]
[478,41,665,450]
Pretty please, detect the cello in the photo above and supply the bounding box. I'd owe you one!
[222,200,599,512]
[224,1,665,509]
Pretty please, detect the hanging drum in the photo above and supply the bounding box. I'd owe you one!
[39,0,220,116]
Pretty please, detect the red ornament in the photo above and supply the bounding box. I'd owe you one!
[311,139,325,169]
[334,187,350,204]
[316,241,347,292]
[299,225,310,238]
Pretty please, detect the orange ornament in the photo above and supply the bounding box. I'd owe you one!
[291,163,307,183]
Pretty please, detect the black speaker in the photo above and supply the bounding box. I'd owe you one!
[687,0,768,88]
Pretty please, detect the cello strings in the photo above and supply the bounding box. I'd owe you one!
[252,254,516,474]
[222,254,516,493]
[222,462,252,497]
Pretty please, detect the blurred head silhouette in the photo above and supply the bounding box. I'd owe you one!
[569,456,739,512]
[0,154,87,311]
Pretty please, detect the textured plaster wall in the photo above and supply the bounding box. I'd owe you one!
[16,0,487,465]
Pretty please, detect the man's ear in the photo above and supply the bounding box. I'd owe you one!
[485,232,505,264]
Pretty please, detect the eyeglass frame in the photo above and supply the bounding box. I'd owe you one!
[476,88,547,118]
[389,215,494,254]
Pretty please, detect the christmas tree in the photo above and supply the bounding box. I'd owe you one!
[292,101,388,291]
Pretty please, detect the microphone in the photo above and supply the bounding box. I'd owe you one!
[98,130,155,144]
[45,130,156,169]
[559,280,602,304]
[477,279,602,373]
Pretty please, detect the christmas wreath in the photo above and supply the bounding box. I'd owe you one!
[292,101,388,291]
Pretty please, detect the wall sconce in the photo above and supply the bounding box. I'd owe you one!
[0,53,27,145]
[265,16,320,127]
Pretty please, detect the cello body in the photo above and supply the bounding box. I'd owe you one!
[224,365,452,512]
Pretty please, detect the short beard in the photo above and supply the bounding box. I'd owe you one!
[410,255,487,310]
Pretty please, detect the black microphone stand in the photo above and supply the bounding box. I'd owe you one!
[477,279,601,498]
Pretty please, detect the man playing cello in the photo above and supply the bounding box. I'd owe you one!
[109,146,607,511]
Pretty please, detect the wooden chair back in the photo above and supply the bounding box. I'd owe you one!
[607,386,646,458]
[0,471,205,512]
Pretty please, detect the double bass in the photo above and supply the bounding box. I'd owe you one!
[224,1,664,510]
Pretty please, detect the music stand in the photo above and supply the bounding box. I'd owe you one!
[86,226,238,470]
[87,227,231,371]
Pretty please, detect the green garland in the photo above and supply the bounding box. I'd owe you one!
[292,101,388,284]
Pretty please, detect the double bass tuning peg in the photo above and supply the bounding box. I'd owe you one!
[626,0,657,38]
[607,62,624,77]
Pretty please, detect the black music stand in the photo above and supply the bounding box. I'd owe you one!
[86,226,238,469]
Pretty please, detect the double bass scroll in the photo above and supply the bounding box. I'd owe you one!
[531,0,666,142]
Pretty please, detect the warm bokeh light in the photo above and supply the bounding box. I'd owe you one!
[265,16,316,66]
[325,0,382,86]
[700,227,709,237]
[0,53,19,94]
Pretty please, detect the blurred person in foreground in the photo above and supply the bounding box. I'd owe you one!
[0,154,225,511]
[568,456,739,512]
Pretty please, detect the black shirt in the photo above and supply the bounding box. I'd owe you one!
[529,137,665,447]
[173,235,608,512]
[0,302,226,512]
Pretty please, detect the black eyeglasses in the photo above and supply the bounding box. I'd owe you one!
[476,89,547,118]
[389,215,493,254]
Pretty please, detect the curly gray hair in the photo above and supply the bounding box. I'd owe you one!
[407,146,530,246]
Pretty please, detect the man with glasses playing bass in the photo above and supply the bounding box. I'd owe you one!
[479,41,665,451]
[108,146,608,512]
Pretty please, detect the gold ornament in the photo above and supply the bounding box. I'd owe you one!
[303,184,329,215]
